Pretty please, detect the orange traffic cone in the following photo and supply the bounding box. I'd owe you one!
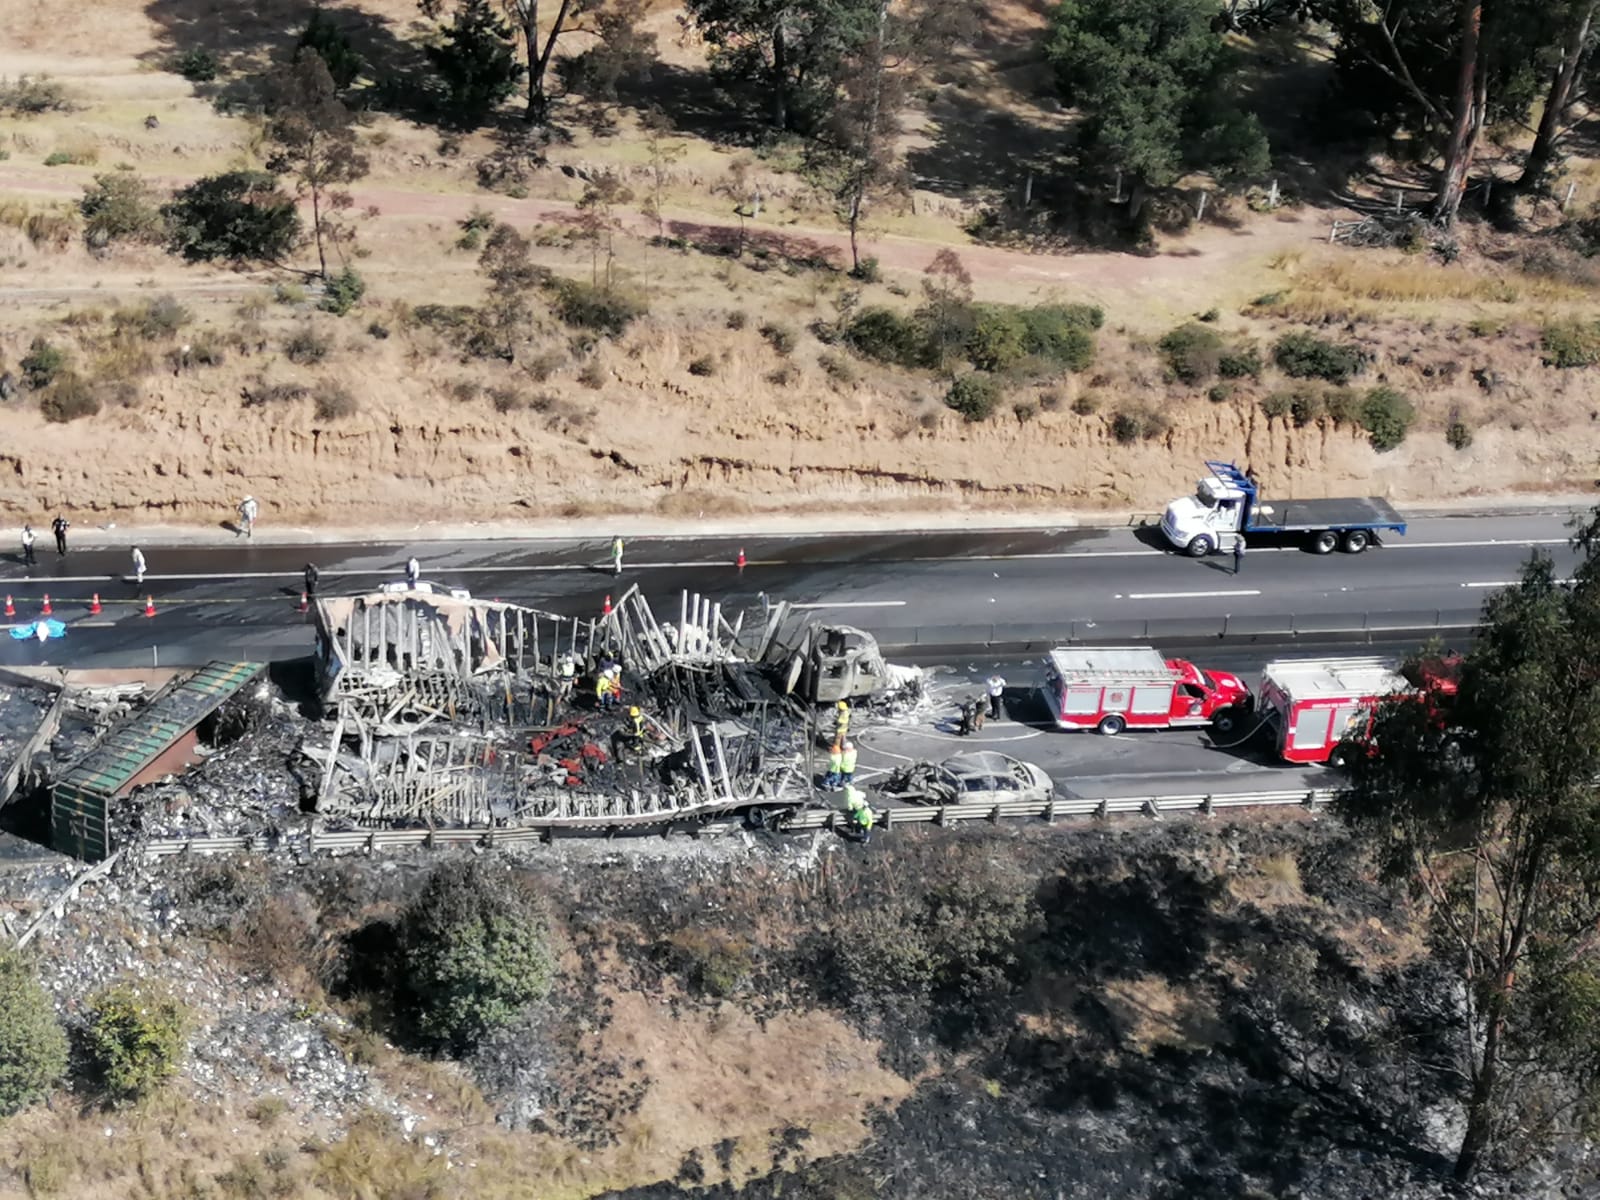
[736,547,747,573]
[39,594,51,616]
[89,593,102,615]
[297,591,309,613]
[3,595,12,617]
[602,594,612,616]
[143,595,157,618]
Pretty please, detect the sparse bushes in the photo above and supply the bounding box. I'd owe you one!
[313,382,357,420]
[398,860,556,1055]
[488,386,524,412]
[1217,345,1262,379]
[818,352,856,384]
[687,354,717,377]
[1360,385,1415,451]
[20,339,67,389]
[547,277,646,337]
[0,75,71,115]
[39,373,100,423]
[113,295,190,340]
[318,267,366,316]
[1288,387,1322,427]
[455,206,495,251]
[1158,323,1223,384]
[846,307,924,367]
[79,171,164,248]
[1071,393,1099,415]
[969,303,1098,374]
[1260,392,1291,419]
[760,321,798,356]
[1324,387,1362,426]
[1446,418,1473,450]
[945,373,1003,422]
[0,950,67,1117]
[1110,405,1169,442]
[1272,330,1364,384]
[163,171,301,263]
[725,310,747,331]
[284,325,332,365]
[83,985,186,1103]
[1540,321,1600,368]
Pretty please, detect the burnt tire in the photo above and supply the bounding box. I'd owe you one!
[1342,530,1370,553]
[1211,706,1247,738]
[1096,713,1127,736]
[1311,530,1339,554]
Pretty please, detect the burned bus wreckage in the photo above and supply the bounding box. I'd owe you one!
[295,586,913,833]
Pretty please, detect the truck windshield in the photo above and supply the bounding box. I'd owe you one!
[1196,481,1219,506]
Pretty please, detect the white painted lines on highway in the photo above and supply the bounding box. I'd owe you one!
[1461,577,1574,589]
[791,600,908,609]
[1120,589,1262,600]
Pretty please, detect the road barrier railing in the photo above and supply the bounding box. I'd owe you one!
[870,609,1481,654]
[133,787,1344,861]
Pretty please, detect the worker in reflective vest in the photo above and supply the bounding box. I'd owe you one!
[825,742,844,789]
[629,706,646,738]
[596,673,617,710]
[839,740,858,786]
[835,700,851,739]
[845,786,874,844]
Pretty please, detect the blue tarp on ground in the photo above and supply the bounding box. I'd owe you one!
[9,619,67,640]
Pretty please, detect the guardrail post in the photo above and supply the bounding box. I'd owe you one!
[1096,798,1109,820]
[1303,790,1319,809]
[935,806,947,827]
[1043,798,1055,824]
[989,805,1001,825]
[1201,794,1213,815]
[1142,797,1162,819]
[882,808,894,831]
[1221,614,1229,639]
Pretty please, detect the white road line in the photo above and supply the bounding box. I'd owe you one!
[1462,577,1574,588]
[1124,589,1262,600]
[791,600,909,609]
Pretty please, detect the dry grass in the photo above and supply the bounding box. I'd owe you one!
[1253,253,1593,322]
[1098,975,1224,1053]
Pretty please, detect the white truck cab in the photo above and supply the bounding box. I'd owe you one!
[1160,473,1250,557]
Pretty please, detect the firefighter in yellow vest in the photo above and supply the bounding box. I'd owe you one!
[825,741,844,789]
[839,739,858,786]
[835,699,851,739]
[844,786,874,844]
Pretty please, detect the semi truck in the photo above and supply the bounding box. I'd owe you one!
[1215,657,1412,764]
[1159,460,1407,557]
[1040,646,1251,735]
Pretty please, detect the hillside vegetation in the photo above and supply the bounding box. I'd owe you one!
[0,0,1598,524]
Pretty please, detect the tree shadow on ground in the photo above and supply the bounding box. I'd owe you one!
[906,87,1072,201]
[614,63,768,146]
[142,0,441,123]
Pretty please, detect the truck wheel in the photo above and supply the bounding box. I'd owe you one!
[1185,535,1214,558]
[1096,713,1127,736]
[1311,530,1339,555]
[1211,706,1247,737]
[1342,530,1370,554]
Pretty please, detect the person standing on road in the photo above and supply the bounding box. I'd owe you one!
[131,546,146,585]
[304,562,320,600]
[20,524,35,567]
[611,536,625,576]
[986,674,1006,720]
[839,739,858,787]
[237,496,258,538]
[405,556,420,587]
[1233,535,1246,576]
[51,514,68,556]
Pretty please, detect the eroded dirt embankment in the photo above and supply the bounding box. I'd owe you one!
[8,327,1597,526]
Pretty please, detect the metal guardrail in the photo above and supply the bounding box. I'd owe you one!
[134,787,1343,860]
[870,610,1479,652]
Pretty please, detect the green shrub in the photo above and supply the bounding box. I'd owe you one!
[0,75,71,116]
[0,950,67,1117]
[20,338,67,388]
[1540,321,1600,368]
[42,151,79,167]
[163,171,301,263]
[1070,393,1100,415]
[1207,382,1233,403]
[1217,344,1262,379]
[1361,385,1415,451]
[172,48,219,83]
[1012,400,1037,422]
[1288,386,1322,427]
[849,255,881,283]
[39,372,100,423]
[1110,409,1141,443]
[1016,304,1098,370]
[759,321,798,356]
[966,305,1027,371]
[845,307,924,366]
[84,985,185,1102]
[548,277,646,336]
[313,382,357,420]
[1272,330,1364,383]
[1324,387,1363,425]
[945,373,1003,422]
[834,904,936,1000]
[284,325,332,365]
[1445,419,1473,450]
[318,267,366,316]
[1260,392,1291,419]
[1158,322,1223,384]
[725,310,747,331]
[79,171,164,247]
[399,860,556,1054]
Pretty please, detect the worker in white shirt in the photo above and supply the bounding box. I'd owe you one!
[405,557,420,587]
[986,674,1006,721]
[131,546,147,585]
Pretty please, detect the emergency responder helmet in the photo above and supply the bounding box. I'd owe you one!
[837,700,848,710]
[629,706,640,717]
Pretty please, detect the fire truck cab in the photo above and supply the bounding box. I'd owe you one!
[1257,657,1411,764]
[1041,646,1250,735]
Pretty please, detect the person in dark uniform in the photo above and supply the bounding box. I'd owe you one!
[51,514,68,556]
[304,562,320,599]
[1233,536,1246,576]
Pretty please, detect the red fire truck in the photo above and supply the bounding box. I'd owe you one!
[1252,657,1412,764]
[1040,646,1251,735]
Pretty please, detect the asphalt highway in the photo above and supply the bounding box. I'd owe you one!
[0,510,1579,670]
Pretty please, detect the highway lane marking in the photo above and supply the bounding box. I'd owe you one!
[791,600,908,609]
[1122,589,1262,600]
[1462,577,1574,588]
